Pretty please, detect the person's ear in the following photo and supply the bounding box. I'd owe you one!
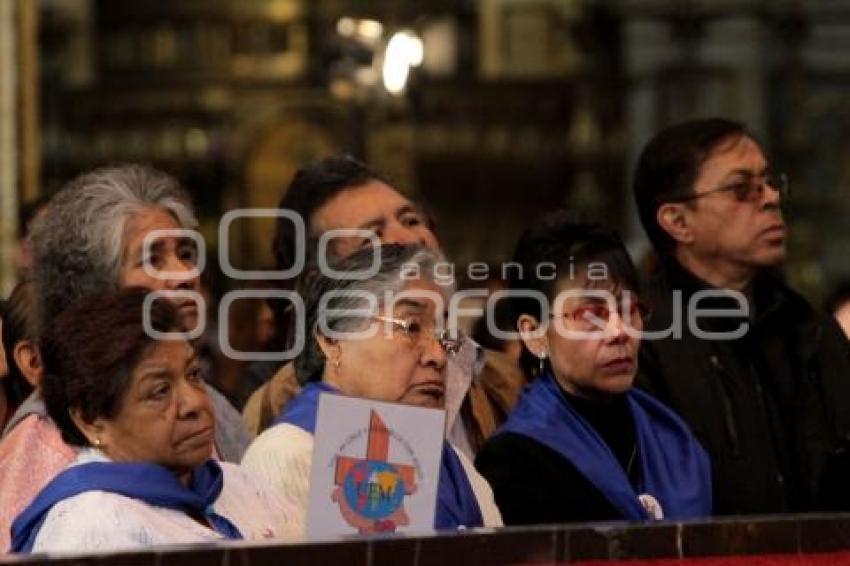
[13,340,42,388]
[657,202,694,245]
[68,407,108,448]
[517,315,547,359]
[316,333,342,370]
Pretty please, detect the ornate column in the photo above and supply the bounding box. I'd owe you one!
[0,0,18,295]
[18,0,38,205]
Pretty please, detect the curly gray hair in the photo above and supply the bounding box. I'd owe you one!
[31,164,198,330]
[295,244,454,383]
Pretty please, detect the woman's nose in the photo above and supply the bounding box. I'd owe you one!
[162,253,199,290]
[420,331,448,369]
[177,379,209,418]
[605,309,631,343]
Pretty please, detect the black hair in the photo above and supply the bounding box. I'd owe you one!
[633,118,750,254]
[269,155,385,356]
[1,281,38,410]
[509,211,640,378]
[274,155,386,273]
[271,154,436,354]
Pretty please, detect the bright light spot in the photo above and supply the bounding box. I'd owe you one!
[358,19,384,41]
[337,17,356,37]
[406,35,424,67]
[382,58,410,94]
[382,30,424,95]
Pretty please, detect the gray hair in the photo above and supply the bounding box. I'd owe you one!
[31,164,197,329]
[295,244,453,383]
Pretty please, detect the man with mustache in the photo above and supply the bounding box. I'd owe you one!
[633,118,850,515]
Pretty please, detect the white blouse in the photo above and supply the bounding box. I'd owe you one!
[31,450,300,554]
[241,422,502,533]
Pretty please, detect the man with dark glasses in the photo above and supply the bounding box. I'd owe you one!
[633,118,850,516]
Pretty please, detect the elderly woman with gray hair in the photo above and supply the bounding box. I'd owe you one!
[242,244,502,534]
[29,164,250,461]
[0,164,252,552]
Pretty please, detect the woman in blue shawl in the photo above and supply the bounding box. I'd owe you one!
[475,213,711,525]
[242,244,502,533]
[11,289,294,554]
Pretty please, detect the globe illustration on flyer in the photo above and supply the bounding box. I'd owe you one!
[332,410,417,533]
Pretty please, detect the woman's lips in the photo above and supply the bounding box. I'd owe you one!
[600,357,634,375]
[177,426,214,448]
[412,382,445,403]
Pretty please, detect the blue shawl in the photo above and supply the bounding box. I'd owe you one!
[11,458,242,553]
[275,381,484,529]
[499,374,711,520]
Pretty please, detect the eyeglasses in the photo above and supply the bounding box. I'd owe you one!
[372,316,464,355]
[675,170,789,203]
[551,300,651,330]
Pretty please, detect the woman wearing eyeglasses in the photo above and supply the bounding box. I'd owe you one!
[241,244,502,534]
[475,213,711,525]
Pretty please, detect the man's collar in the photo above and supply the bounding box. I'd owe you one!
[658,255,800,325]
[672,248,756,292]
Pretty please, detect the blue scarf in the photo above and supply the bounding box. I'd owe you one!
[11,459,242,553]
[275,381,484,529]
[499,374,711,520]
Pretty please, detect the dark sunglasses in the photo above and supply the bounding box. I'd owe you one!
[675,171,789,203]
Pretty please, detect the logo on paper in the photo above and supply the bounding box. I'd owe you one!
[332,410,417,533]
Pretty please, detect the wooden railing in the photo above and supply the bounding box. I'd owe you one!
[4,514,850,565]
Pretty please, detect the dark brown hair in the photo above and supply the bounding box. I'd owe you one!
[509,212,640,379]
[40,288,183,446]
[633,118,750,254]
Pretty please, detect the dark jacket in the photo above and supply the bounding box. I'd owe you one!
[475,388,636,525]
[475,431,626,525]
[637,258,850,515]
